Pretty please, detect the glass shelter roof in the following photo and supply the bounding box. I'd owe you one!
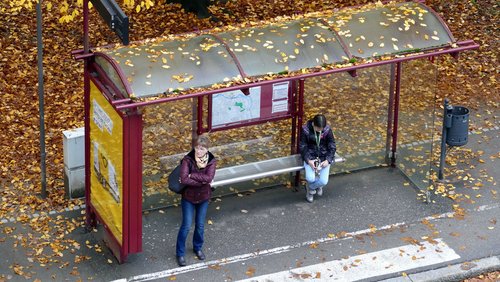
[216,19,347,77]
[326,2,454,58]
[95,1,456,99]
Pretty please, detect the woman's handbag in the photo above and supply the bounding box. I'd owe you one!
[168,164,186,194]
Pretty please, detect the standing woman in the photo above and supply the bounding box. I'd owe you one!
[176,134,216,266]
[299,114,336,203]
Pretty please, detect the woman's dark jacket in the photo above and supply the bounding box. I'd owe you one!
[299,120,336,164]
[179,150,216,204]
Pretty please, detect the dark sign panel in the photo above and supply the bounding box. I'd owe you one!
[90,0,129,45]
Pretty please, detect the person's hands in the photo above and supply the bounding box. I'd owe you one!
[320,160,329,168]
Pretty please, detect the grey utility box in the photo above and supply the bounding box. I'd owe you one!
[63,127,85,199]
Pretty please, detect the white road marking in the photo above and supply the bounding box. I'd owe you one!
[237,238,459,282]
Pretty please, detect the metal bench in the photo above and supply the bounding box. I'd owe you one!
[211,153,346,187]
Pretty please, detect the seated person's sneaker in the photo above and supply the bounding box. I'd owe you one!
[306,193,314,203]
[317,186,323,196]
[176,256,187,267]
[194,250,206,260]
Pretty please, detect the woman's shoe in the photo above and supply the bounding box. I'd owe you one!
[176,256,187,267]
[194,250,206,260]
[306,193,314,203]
[306,182,316,194]
[317,186,323,196]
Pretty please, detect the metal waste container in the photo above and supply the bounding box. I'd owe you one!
[446,106,469,146]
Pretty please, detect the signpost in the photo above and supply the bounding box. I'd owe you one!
[36,0,47,199]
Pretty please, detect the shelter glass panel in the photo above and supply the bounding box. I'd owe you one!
[218,19,349,77]
[304,65,391,174]
[325,2,453,58]
[141,98,294,209]
[397,60,438,193]
[102,35,241,98]
[203,118,294,197]
[141,99,197,208]
[94,56,128,97]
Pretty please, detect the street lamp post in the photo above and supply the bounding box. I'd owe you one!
[36,0,47,199]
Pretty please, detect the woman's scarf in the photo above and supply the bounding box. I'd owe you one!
[196,152,209,169]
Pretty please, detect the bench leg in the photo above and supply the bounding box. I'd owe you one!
[292,171,301,191]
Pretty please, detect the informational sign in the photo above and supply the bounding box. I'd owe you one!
[90,81,123,245]
[211,87,261,127]
[271,82,289,113]
[272,82,289,100]
[210,82,291,128]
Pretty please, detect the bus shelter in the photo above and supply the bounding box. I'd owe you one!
[74,1,478,262]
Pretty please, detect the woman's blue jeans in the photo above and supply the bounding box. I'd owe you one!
[176,198,209,257]
[304,162,331,190]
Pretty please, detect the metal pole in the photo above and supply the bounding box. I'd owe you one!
[438,98,452,180]
[36,0,47,199]
[83,0,89,53]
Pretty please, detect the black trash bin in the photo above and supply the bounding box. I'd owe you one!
[446,106,469,146]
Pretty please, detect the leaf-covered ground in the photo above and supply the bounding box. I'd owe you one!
[0,0,498,279]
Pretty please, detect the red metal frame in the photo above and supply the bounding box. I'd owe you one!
[385,64,396,163]
[391,62,402,167]
[290,80,298,155]
[122,110,143,260]
[83,0,95,229]
[294,79,305,186]
[198,96,204,135]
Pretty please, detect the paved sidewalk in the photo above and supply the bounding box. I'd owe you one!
[0,127,498,281]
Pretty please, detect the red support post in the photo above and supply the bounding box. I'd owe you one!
[290,80,297,155]
[297,79,305,154]
[385,64,395,164]
[123,110,143,257]
[391,62,402,167]
[205,96,211,133]
[83,0,95,228]
[295,79,305,187]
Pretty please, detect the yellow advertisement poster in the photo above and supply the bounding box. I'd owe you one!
[90,81,123,245]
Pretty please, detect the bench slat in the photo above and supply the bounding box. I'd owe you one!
[211,153,345,187]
